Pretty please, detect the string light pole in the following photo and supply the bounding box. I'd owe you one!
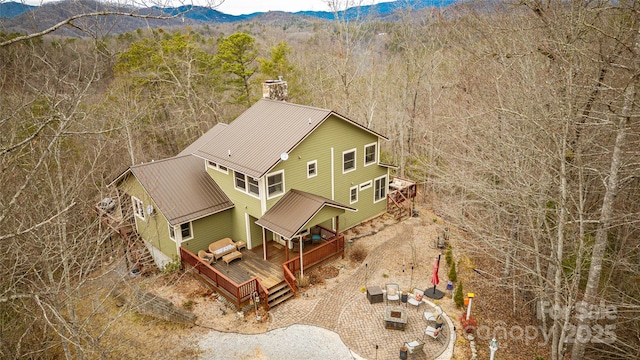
[489,338,499,360]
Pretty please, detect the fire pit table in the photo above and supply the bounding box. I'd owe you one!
[384,306,408,330]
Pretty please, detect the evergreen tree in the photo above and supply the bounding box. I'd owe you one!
[454,281,464,308]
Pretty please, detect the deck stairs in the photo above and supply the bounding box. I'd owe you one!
[267,280,294,309]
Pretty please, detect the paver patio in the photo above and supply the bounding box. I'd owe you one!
[268,217,455,359]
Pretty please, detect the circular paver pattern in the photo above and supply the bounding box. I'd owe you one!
[266,218,454,359]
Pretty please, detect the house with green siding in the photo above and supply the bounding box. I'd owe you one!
[110,80,399,271]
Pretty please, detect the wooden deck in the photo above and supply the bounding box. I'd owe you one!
[208,240,329,289]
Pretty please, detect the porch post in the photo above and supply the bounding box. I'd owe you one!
[299,235,304,278]
[262,227,267,260]
[335,215,340,234]
[285,238,289,261]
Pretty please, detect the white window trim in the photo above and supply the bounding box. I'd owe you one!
[374,174,388,203]
[180,222,194,241]
[360,180,372,191]
[169,222,194,242]
[234,171,247,192]
[132,196,145,220]
[350,185,359,204]
[342,148,356,174]
[169,224,176,241]
[267,170,285,200]
[248,176,260,197]
[364,142,377,166]
[216,164,228,174]
[234,171,260,199]
[207,160,228,174]
[307,160,318,178]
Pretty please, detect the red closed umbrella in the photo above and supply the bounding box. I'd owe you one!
[431,256,440,287]
[425,254,444,299]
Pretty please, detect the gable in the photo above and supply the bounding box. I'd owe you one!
[193,99,387,179]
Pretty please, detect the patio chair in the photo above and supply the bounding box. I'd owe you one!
[310,226,322,244]
[198,250,214,264]
[386,283,400,305]
[407,288,424,312]
[424,325,441,340]
[404,339,425,355]
[424,304,443,323]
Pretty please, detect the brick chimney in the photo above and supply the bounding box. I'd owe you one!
[262,77,288,101]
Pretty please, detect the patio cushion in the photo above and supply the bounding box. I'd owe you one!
[214,244,235,255]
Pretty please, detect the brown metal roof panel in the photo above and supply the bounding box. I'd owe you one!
[179,123,228,156]
[131,155,234,226]
[255,189,355,239]
[195,99,332,178]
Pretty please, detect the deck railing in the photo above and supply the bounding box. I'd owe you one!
[180,247,268,310]
[282,264,297,293]
[282,233,345,286]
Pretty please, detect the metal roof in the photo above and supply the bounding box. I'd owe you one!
[194,99,387,179]
[178,123,228,157]
[129,155,234,226]
[255,189,356,239]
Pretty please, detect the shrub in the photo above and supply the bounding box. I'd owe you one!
[182,300,194,311]
[448,261,458,283]
[349,241,368,262]
[295,272,310,288]
[454,281,464,308]
[445,245,453,266]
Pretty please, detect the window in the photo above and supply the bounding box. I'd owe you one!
[234,171,260,197]
[234,171,246,191]
[267,170,284,198]
[343,149,356,173]
[169,223,193,241]
[350,186,358,204]
[248,177,260,196]
[374,175,387,202]
[132,196,145,220]
[180,223,192,240]
[207,160,228,174]
[364,143,377,166]
[307,160,317,178]
[360,180,372,191]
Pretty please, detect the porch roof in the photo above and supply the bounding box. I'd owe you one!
[255,189,356,239]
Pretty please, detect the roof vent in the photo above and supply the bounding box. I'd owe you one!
[228,149,231,157]
[262,78,288,101]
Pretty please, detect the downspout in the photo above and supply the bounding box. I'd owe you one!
[331,147,335,230]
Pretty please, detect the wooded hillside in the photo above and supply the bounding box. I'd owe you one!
[1,1,638,359]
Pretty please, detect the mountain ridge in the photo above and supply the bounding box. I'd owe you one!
[1,0,459,21]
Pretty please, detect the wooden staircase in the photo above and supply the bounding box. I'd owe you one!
[122,231,156,275]
[267,281,294,309]
[387,177,417,221]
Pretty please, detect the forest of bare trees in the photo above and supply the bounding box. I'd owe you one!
[1,0,638,358]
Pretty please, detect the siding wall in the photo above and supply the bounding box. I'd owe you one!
[206,165,263,247]
[120,176,177,258]
[265,115,388,230]
[181,211,233,253]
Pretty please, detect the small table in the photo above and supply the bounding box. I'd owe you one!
[366,286,383,304]
[384,306,408,330]
[222,251,243,265]
[235,240,246,250]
